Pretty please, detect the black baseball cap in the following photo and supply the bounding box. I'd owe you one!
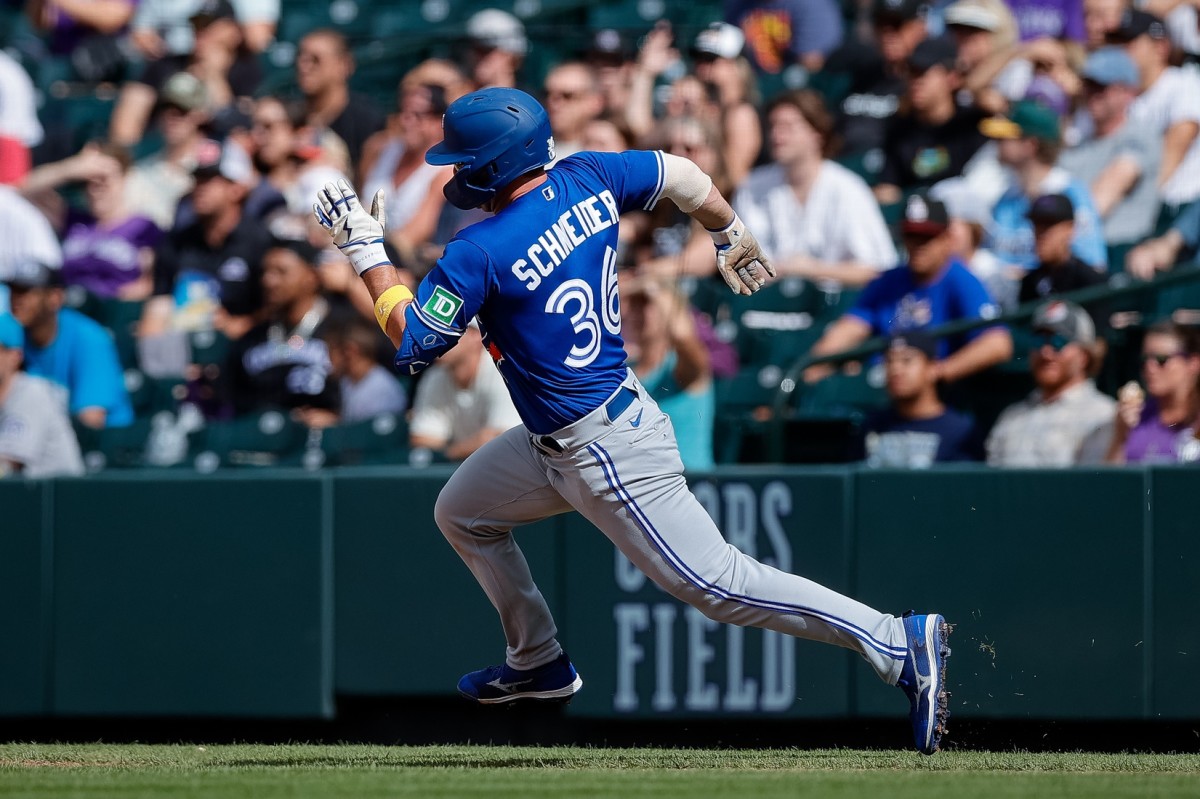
[887,329,940,360]
[190,0,236,26]
[1026,193,1075,225]
[907,36,958,72]
[874,0,929,22]
[1107,9,1167,43]
[901,192,950,235]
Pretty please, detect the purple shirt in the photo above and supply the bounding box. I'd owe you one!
[1007,0,1085,42]
[61,212,162,299]
[1125,400,1197,463]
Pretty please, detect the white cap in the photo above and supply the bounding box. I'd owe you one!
[466,9,528,56]
[943,0,1003,32]
[692,22,744,60]
[929,177,993,227]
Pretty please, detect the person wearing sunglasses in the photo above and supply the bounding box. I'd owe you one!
[986,300,1114,466]
[1105,320,1200,463]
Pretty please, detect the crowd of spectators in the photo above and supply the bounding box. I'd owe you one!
[2,0,1200,477]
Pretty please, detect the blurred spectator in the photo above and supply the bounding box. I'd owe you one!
[121,71,211,229]
[295,29,385,169]
[21,143,163,300]
[822,0,927,185]
[581,115,635,153]
[130,0,278,59]
[689,22,763,186]
[859,330,984,466]
[1084,0,1128,50]
[626,21,684,143]
[26,0,134,83]
[140,138,271,340]
[408,323,522,461]
[945,0,1023,113]
[359,84,452,261]
[981,99,1108,271]
[246,97,305,215]
[0,50,43,185]
[1059,46,1161,250]
[1125,198,1200,279]
[1007,0,1087,42]
[986,300,1114,466]
[1144,0,1200,60]
[724,0,845,74]
[0,311,84,478]
[223,238,345,424]
[585,28,636,119]
[4,261,132,428]
[805,192,1012,383]
[543,62,605,164]
[0,186,63,289]
[1018,194,1107,304]
[111,0,262,148]
[1112,9,1200,217]
[1106,320,1200,463]
[929,176,1020,309]
[324,317,407,423]
[463,8,527,90]
[734,90,898,287]
[875,35,988,203]
[620,272,714,471]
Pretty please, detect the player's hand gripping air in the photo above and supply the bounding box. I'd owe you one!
[313,179,389,276]
[709,215,776,296]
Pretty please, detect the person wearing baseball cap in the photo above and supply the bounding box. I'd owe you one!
[1110,7,1200,214]
[804,191,1012,384]
[4,261,133,430]
[982,99,1109,273]
[0,311,85,477]
[860,329,983,466]
[1058,46,1161,251]
[1019,194,1107,306]
[875,36,988,204]
[986,300,1115,467]
[464,8,527,90]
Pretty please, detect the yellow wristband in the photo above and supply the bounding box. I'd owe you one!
[373,284,414,334]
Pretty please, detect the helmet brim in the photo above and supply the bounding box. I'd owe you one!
[425,141,468,166]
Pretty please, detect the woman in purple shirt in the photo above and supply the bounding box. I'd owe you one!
[1107,321,1200,463]
[22,142,163,300]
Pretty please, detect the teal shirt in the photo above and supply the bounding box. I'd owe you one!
[639,351,714,472]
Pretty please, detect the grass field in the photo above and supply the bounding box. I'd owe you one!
[2,744,1199,799]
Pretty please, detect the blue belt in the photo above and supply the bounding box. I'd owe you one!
[535,386,637,455]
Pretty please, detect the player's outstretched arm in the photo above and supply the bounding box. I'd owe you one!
[314,179,411,348]
[658,152,775,296]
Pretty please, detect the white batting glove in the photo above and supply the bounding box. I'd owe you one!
[313,179,389,276]
[709,215,776,296]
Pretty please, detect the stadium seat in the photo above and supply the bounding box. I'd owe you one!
[75,417,155,471]
[316,413,410,466]
[188,411,309,469]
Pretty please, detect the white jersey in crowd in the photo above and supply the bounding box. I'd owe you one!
[408,352,522,447]
[1129,65,1200,206]
[733,160,898,274]
[0,186,63,295]
[985,380,1115,467]
[0,373,85,478]
[361,140,447,233]
[0,50,42,147]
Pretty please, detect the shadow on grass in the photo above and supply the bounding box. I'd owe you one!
[222,756,574,769]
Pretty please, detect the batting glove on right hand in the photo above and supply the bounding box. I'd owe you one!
[709,215,776,296]
[313,178,389,276]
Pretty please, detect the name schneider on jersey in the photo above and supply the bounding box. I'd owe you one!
[511,188,620,290]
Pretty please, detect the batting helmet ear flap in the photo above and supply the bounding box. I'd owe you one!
[426,88,554,209]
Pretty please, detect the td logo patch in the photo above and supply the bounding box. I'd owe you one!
[423,285,464,327]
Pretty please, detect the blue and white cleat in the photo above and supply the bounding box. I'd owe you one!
[897,611,952,755]
[458,651,583,705]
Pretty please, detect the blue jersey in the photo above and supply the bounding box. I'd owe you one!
[847,259,1002,359]
[396,151,666,434]
[23,308,133,427]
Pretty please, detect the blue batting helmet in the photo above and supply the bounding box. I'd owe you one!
[425,88,554,210]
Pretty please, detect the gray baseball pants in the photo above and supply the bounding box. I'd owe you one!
[434,371,908,685]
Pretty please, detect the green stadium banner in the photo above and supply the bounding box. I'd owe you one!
[0,480,50,716]
[50,473,333,717]
[332,467,565,696]
[853,468,1148,719]
[564,468,856,718]
[1148,467,1200,719]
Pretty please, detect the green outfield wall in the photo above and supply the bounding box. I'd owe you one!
[1,466,1196,721]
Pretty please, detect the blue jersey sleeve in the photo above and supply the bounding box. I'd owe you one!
[72,317,132,424]
[947,266,1003,342]
[557,150,665,213]
[845,270,889,334]
[395,238,491,375]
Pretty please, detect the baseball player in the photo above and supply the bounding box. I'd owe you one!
[314,88,951,755]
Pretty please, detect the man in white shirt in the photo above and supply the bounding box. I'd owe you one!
[733,90,898,288]
[409,324,522,461]
[0,187,63,312]
[0,312,85,478]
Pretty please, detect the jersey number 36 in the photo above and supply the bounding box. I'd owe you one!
[544,246,621,368]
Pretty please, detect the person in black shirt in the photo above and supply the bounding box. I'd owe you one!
[876,36,988,204]
[295,29,386,173]
[859,330,984,466]
[1019,194,1107,302]
[224,238,346,420]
